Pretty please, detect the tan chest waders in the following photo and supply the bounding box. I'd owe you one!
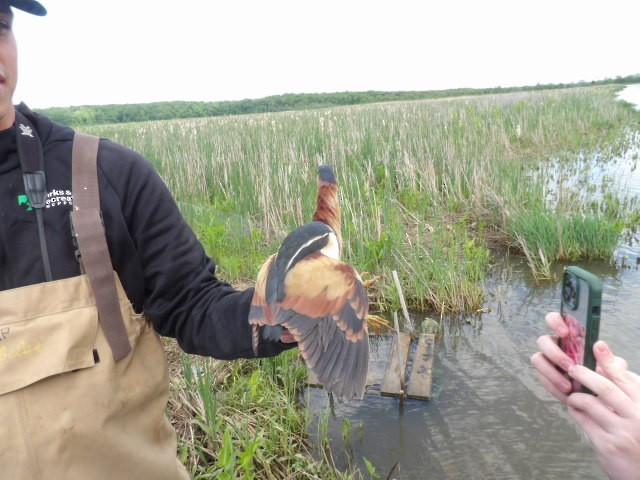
[0,122,190,479]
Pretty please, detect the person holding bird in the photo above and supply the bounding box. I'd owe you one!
[0,2,304,479]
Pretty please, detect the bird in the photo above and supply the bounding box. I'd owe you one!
[249,165,370,401]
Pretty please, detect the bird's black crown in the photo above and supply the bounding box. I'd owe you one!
[318,165,337,184]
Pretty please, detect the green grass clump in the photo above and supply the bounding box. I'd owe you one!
[509,209,624,282]
[168,344,365,479]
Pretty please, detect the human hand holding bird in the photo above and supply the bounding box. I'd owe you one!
[249,165,370,401]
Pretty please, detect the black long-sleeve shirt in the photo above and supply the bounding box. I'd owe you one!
[0,103,290,359]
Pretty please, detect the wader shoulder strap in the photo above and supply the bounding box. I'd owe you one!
[71,133,132,361]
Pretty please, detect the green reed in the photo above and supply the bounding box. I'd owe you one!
[87,85,640,310]
[169,344,363,479]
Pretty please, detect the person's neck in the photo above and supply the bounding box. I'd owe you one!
[0,106,16,131]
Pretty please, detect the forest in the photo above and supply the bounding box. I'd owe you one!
[35,74,640,127]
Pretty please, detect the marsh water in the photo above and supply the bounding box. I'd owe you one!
[305,86,640,479]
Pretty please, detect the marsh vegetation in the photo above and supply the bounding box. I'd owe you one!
[87,85,640,478]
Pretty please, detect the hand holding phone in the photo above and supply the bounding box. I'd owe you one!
[559,266,602,393]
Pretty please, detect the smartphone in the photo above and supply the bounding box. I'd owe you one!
[559,266,602,393]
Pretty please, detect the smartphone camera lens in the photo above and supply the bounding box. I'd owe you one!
[562,272,579,310]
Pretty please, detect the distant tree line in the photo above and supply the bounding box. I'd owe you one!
[35,74,640,127]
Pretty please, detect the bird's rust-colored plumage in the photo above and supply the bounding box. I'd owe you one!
[312,172,341,251]
[249,165,369,401]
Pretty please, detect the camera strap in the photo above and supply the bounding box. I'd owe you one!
[15,109,52,281]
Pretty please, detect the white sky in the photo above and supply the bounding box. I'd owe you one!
[11,0,640,109]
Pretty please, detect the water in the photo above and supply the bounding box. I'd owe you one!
[617,84,640,110]
[533,129,640,210]
[305,86,640,479]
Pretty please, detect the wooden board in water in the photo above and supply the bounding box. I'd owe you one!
[380,332,411,396]
[407,333,435,400]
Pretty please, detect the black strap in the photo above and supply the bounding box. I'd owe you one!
[15,110,52,281]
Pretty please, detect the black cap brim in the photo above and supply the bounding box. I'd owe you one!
[9,0,47,16]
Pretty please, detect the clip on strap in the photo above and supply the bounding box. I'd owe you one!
[23,171,47,208]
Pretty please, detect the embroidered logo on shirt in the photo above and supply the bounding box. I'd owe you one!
[18,123,34,137]
[17,189,73,211]
[17,194,32,211]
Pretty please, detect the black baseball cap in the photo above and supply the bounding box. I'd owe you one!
[3,0,47,16]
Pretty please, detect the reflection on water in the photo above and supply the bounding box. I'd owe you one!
[305,86,640,479]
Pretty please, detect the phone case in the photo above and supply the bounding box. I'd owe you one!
[559,266,602,393]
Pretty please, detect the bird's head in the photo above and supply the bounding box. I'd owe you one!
[318,164,337,184]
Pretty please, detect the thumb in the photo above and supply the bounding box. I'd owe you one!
[594,341,630,382]
[593,341,614,365]
[593,340,640,407]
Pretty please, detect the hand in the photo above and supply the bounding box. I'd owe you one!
[279,327,296,344]
[566,341,640,480]
[531,312,640,480]
[530,312,575,402]
[260,325,296,344]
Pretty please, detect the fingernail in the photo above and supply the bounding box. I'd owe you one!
[562,380,572,392]
[596,342,610,355]
[567,365,576,376]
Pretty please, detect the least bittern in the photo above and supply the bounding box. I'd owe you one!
[249,165,369,401]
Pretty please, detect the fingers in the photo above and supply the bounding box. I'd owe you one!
[530,314,578,400]
[568,341,640,407]
[536,333,575,371]
[593,341,636,390]
[530,351,572,402]
[545,312,569,337]
[567,376,625,423]
[567,366,640,480]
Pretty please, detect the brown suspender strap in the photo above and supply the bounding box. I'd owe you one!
[71,133,132,361]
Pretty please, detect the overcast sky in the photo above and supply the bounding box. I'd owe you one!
[11,0,640,108]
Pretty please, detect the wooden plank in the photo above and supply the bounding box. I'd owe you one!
[407,333,435,400]
[380,332,411,396]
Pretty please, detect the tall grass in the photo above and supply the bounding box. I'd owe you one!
[166,342,363,479]
[89,85,640,307]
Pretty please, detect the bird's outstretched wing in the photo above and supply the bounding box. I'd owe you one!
[277,251,369,400]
